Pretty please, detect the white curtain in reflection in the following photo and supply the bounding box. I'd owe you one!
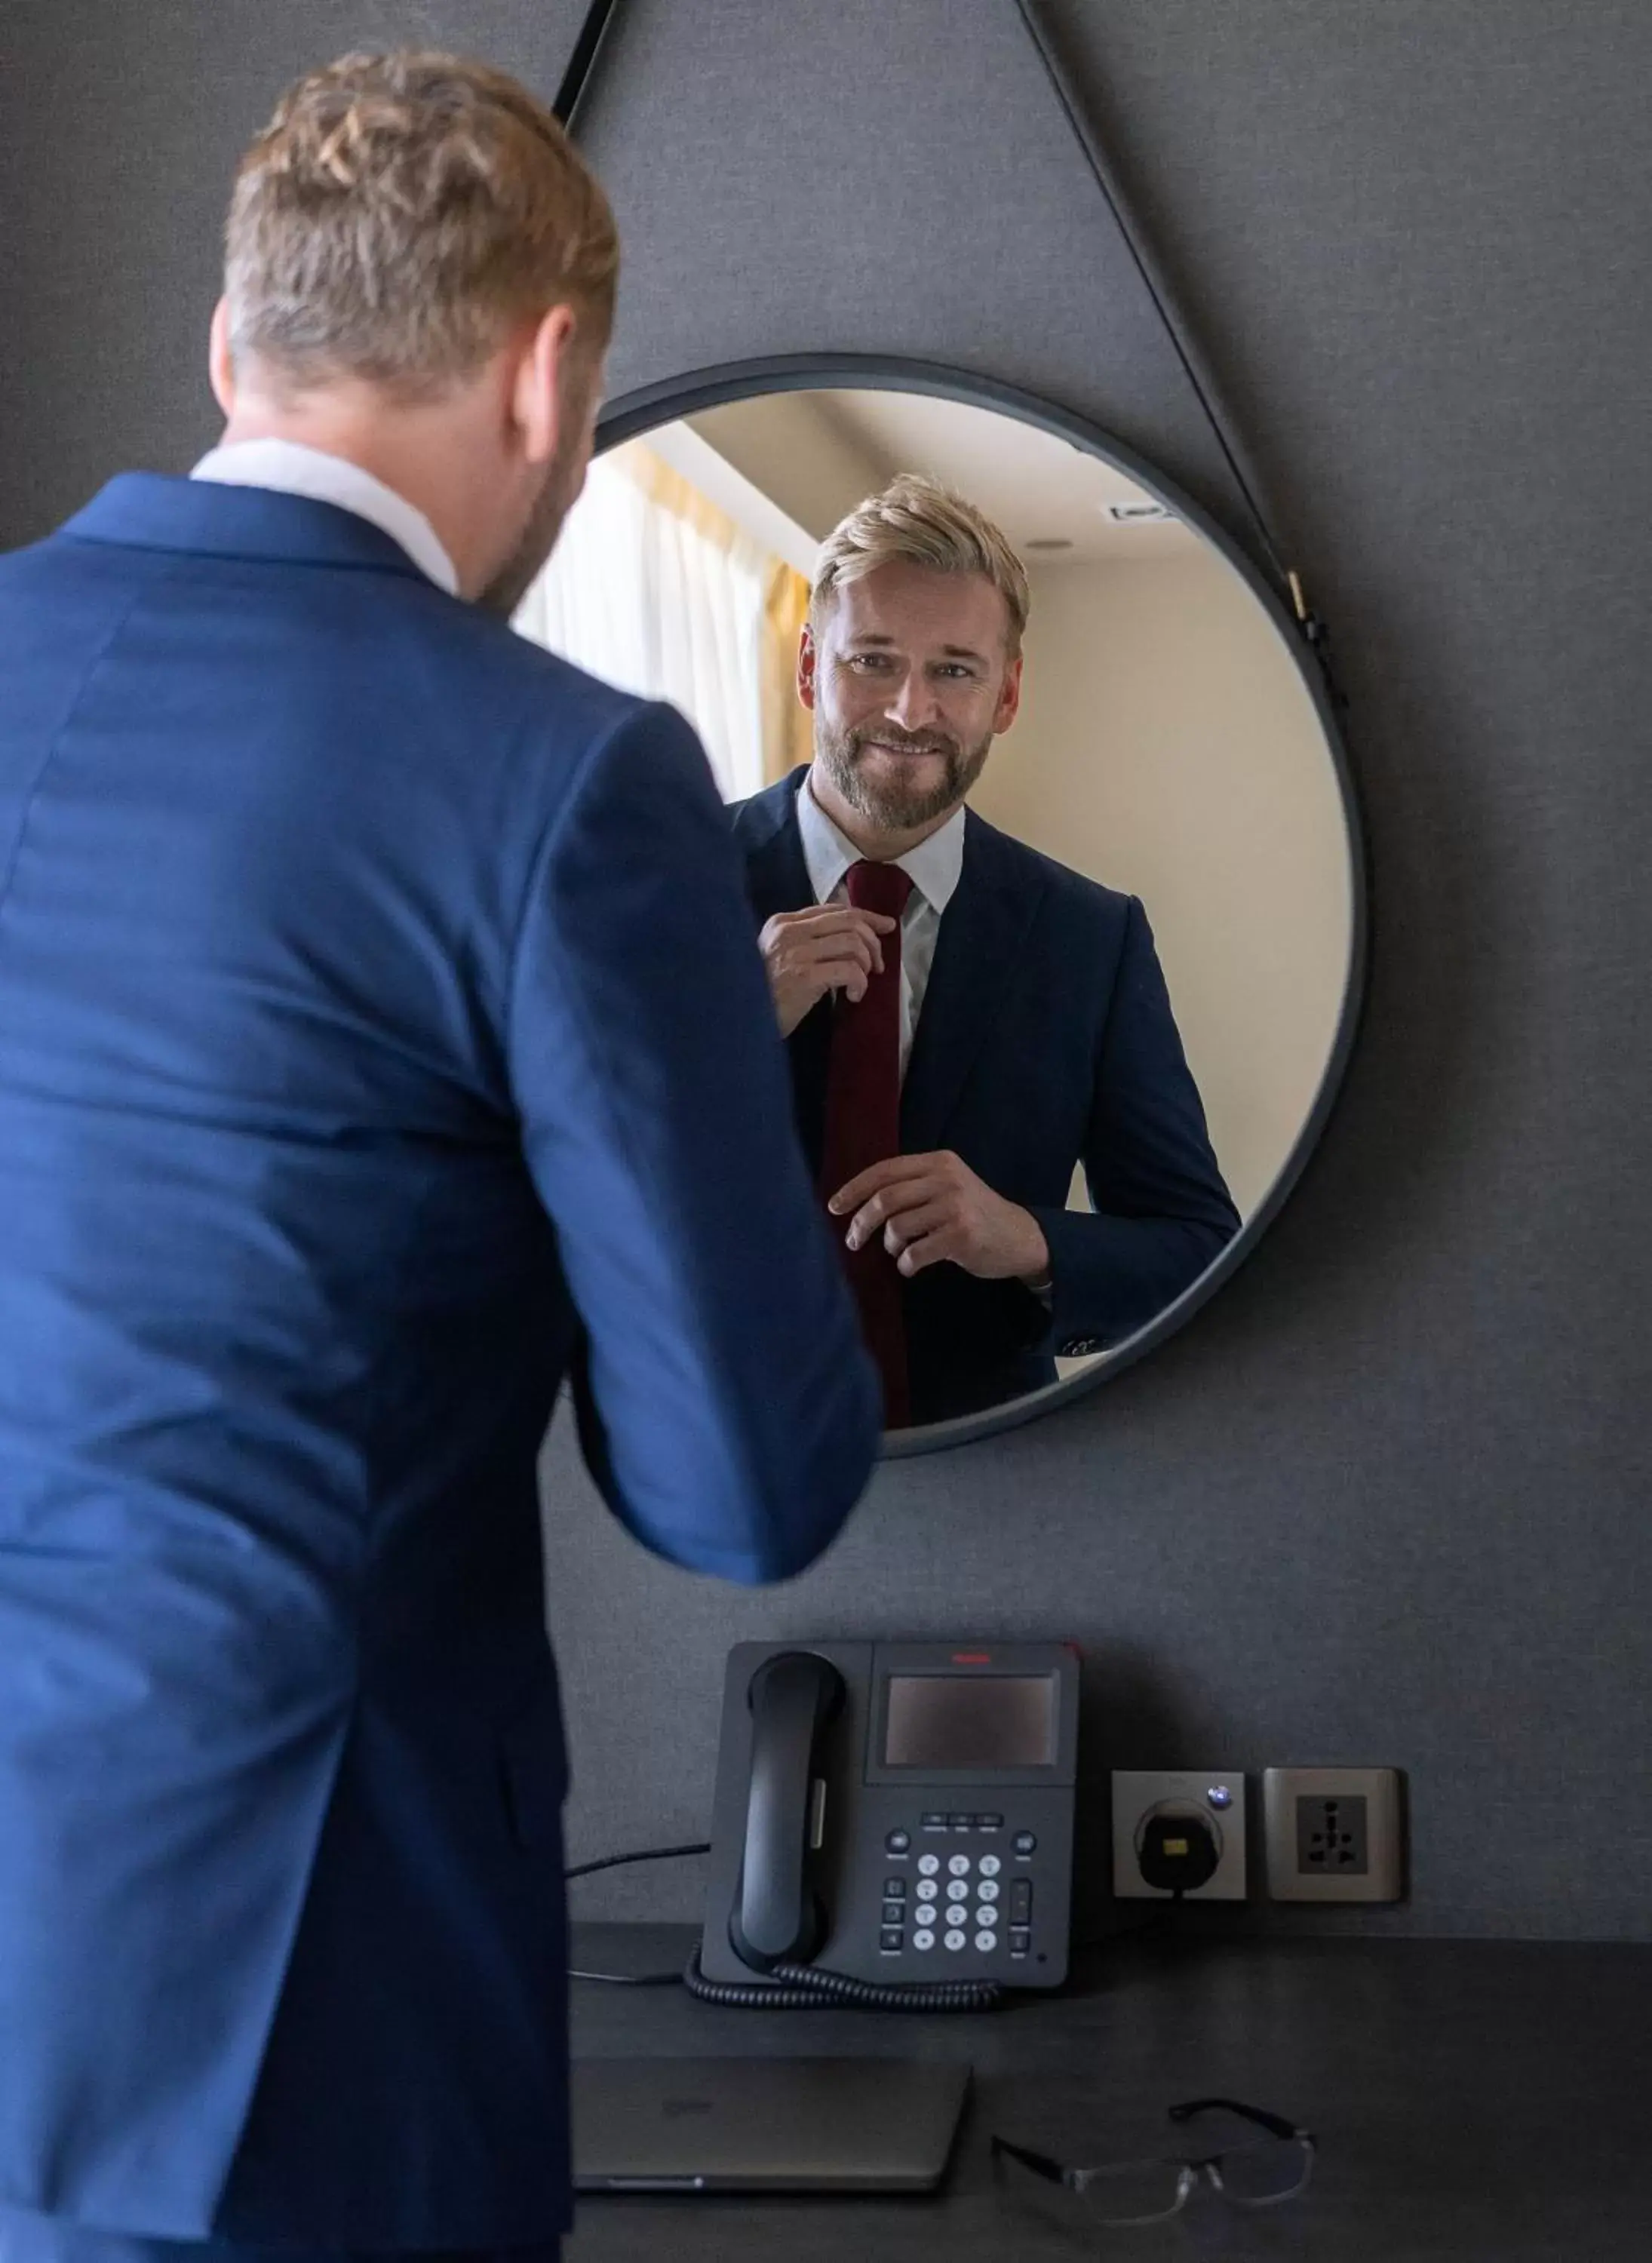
[514,442,791,803]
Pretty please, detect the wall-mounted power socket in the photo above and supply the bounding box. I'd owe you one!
[1262,1767,1405,1902]
[1112,1771,1247,1900]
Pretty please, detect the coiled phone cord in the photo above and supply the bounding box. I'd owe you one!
[681,1942,1003,2013]
[569,1839,1007,2008]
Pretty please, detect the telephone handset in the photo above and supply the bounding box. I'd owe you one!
[690,1640,1079,2011]
[726,1651,845,1970]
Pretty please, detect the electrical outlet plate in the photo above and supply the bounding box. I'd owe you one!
[1111,1771,1247,1900]
[1262,1767,1405,1902]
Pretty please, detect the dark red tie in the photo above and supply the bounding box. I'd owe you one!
[819,860,914,1429]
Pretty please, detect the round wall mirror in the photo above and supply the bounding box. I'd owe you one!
[514,358,1364,1453]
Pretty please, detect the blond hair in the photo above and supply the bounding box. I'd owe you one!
[811,473,1031,652]
[225,51,618,398]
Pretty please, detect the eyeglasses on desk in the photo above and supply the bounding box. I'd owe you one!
[991,2095,1316,2228]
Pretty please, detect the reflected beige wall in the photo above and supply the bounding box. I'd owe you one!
[689,395,890,539]
[969,551,1352,1217]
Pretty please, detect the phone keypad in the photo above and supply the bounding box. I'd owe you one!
[875,1831,1039,1962]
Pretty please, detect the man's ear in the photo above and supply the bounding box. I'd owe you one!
[513,304,580,465]
[994,652,1024,734]
[797,622,818,711]
[208,298,236,416]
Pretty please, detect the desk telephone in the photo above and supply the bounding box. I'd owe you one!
[689,1640,1079,2010]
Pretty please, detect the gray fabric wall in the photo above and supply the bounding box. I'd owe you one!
[2,1,1647,1939]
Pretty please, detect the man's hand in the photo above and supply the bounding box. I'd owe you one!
[828,1151,1052,1284]
[758,904,900,1038]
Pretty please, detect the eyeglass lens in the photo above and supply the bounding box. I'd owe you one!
[1023,2150,1191,2225]
[1211,2133,1315,2206]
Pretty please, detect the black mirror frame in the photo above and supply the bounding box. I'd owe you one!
[594,353,1369,1458]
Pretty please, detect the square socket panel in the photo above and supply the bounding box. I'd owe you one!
[1112,1771,1247,1900]
[1263,1767,1405,1902]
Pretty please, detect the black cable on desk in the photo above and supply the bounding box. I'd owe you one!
[565,1838,711,1884]
[567,1963,687,1987]
[565,1839,710,1985]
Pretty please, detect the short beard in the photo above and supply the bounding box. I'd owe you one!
[813,720,993,832]
[477,443,585,620]
[478,349,602,619]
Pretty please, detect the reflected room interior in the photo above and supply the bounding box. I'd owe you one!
[514,383,1356,1437]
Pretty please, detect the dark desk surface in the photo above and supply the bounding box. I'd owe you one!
[566,1923,1649,2261]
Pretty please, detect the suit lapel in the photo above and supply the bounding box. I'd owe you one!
[901,812,1046,1155]
[734,774,833,1178]
[741,779,815,926]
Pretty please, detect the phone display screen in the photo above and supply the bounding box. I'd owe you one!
[883,1674,1058,1770]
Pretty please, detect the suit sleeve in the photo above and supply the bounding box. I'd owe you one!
[1026,896,1241,1353]
[506,700,881,1583]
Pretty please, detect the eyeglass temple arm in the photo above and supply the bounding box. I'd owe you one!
[1168,2097,1305,2142]
[990,2134,1079,2189]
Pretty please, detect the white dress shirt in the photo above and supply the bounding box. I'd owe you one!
[795,768,966,1081]
[190,438,459,596]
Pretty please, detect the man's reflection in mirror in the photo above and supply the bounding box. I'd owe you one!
[730,476,1240,1426]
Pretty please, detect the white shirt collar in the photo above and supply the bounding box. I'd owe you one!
[189,438,459,596]
[796,767,966,913]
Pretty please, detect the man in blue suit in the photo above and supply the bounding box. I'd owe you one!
[0,51,879,2263]
[732,475,1239,1428]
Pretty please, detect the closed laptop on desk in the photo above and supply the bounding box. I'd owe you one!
[572,2057,971,2193]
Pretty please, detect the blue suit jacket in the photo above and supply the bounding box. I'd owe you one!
[731,771,1240,1423]
[0,480,880,2245]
